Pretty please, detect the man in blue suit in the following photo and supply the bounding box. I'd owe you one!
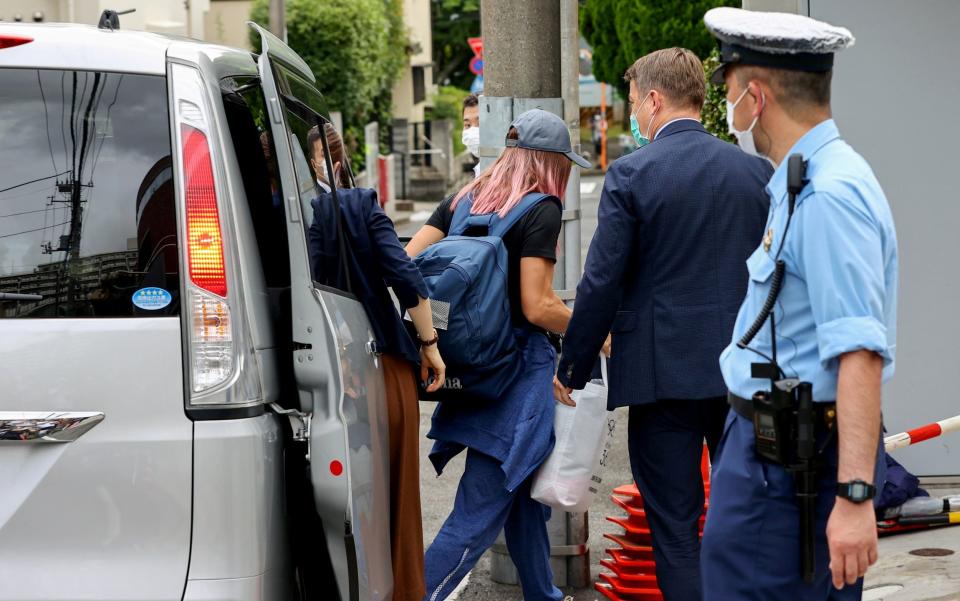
[555,48,772,600]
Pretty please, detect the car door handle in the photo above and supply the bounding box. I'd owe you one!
[0,412,104,443]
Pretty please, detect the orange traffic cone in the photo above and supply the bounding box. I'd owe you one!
[595,444,711,601]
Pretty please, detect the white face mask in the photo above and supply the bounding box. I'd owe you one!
[727,87,764,159]
[461,126,480,158]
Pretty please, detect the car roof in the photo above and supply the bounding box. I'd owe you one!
[0,22,255,77]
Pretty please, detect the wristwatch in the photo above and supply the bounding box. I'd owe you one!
[836,480,876,504]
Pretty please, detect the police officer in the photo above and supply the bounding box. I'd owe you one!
[700,7,898,600]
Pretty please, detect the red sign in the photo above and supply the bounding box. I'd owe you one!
[468,36,483,58]
[467,37,483,76]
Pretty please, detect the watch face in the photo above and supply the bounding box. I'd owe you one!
[840,480,874,502]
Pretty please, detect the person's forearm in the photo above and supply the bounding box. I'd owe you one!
[406,296,436,341]
[405,225,444,258]
[836,350,883,483]
[528,292,572,334]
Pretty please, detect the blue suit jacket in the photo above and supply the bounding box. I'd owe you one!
[308,187,427,364]
[557,120,772,407]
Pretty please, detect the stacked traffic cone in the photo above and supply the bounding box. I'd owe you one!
[596,445,711,601]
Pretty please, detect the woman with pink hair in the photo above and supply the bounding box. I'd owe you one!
[406,109,590,601]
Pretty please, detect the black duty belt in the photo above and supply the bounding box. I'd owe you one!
[728,392,838,428]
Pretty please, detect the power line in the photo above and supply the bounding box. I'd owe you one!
[37,71,59,174]
[0,221,71,240]
[0,171,69,195]
[0,208,50,219]
[89,75,123,179]
[59,71,68,171]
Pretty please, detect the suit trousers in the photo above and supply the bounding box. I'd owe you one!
[627,396,729,601]
[382,354,426,601]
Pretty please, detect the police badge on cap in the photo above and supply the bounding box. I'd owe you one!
[703,7,855,84]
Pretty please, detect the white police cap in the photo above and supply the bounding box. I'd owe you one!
[704,7,854,84]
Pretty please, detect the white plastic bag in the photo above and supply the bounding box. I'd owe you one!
[532,358,616,513]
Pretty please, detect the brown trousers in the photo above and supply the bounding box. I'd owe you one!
[381,353,425,601]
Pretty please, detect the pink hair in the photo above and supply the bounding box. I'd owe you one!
[452,135,571,216]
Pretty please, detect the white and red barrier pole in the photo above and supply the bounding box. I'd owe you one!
[885,415,960,451]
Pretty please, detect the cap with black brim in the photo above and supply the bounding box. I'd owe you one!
[710,42,836,85]
[704,6,854,85]
[506,108,593,169]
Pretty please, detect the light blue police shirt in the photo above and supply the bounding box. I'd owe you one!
[720,119,898,402]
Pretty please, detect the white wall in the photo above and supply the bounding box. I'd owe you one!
[3,0,209,39]
[745,0,960,477]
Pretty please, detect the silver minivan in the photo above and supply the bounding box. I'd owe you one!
[0,19,392,601]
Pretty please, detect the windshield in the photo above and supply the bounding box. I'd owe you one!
[0,69,177,318]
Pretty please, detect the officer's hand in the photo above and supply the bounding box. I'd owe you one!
[826,498,878,589]
[553,376,576,407]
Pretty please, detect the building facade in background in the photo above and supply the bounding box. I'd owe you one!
[0,0,209,39]
[391,0,434,124]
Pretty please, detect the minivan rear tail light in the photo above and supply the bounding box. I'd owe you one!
[171,62,237,397]
[181,122,233,393]
[182,124,227,297]
[0,36,33,50]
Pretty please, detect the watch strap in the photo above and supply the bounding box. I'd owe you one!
[836,480,876,503]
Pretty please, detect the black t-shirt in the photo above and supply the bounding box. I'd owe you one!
[426,194,562,331]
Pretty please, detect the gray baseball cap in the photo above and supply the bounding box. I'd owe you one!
[505,109,592,169]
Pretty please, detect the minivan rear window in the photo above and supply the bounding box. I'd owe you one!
[0,69,178,318]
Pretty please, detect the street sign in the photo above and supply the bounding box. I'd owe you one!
[468,36,483,57]
[469,56,484,76]
[468,36,483,76]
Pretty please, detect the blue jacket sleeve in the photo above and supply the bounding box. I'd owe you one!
[362,190,429,309]
[557,165,638,389]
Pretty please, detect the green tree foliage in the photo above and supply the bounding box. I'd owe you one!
[249,0,407,168]
[427,85,471,153]
[581,0,739,100]
[701,47,733,142]
[431,0,481,90]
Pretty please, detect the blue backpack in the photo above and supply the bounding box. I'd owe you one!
[414,192,559,402]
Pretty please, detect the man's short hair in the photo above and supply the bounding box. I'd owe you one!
[624,47,706,110]
[306,125,322,161]
[735,66,832,111]
[463,93,479,112]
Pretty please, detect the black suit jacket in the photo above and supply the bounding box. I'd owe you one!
[558,120,772,407]
[308,187,427,364]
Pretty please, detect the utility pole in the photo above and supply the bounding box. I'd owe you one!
[481,0,589,589]
[268,0,286,42]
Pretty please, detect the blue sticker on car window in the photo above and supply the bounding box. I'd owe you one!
[132,287,172,311]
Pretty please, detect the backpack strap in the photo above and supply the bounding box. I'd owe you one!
[449,194,474,236]
[488,192,558,238]
[449,192,560,238]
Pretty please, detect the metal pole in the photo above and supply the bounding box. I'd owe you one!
[560,0,582,302]
[600,82,608,171]
[268,0,286,42]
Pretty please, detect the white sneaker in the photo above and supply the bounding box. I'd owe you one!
[562,597,575,601]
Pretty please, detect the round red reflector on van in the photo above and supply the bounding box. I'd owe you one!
[330,460,344,476]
